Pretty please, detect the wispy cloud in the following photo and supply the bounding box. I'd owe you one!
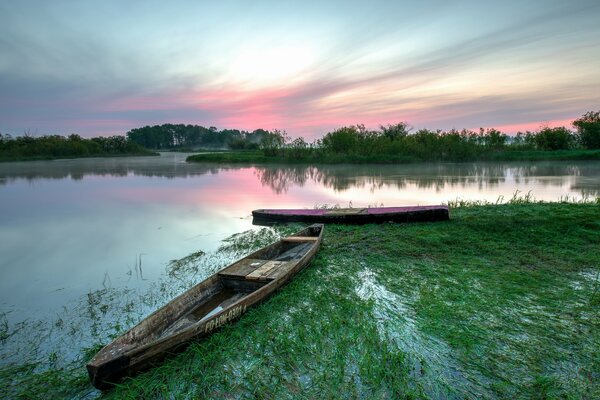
[1,0,599,137]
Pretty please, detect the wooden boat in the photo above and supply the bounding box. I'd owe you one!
[87,224,324,389]
[252,205,449,225]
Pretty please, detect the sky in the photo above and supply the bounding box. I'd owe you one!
[1,0,599,139]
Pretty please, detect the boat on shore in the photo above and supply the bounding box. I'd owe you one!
[252,205,449,225]
[87,224,324,389]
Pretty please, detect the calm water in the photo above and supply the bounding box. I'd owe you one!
[1,153,599,326]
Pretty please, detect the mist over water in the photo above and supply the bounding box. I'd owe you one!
[0,153,599,325]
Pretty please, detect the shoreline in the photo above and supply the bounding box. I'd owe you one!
[0,151,159,163]
[186,149,600,164]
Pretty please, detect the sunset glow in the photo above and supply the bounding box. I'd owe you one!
[1,1,599,138]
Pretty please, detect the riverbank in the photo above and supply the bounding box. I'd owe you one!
[1,202,599,398]
[186,149,600,164]
[0,151,159,162]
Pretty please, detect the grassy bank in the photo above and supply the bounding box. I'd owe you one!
[0,151,159,163]
[485,149,600,161]
[1,202,599,399]
[186,149,600,164]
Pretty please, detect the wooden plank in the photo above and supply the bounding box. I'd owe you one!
[266,260,297,280]
[218,258,267,279]
[246,260,286,281]
[282,236,318,242]
[274,242,313,262]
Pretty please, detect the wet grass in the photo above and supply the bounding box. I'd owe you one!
[1,203,599,399]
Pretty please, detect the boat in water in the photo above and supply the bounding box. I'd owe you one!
[87,224,324,389]
[252,205,449,225]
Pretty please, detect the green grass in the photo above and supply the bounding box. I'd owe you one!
[1,203,599,399]
[0,151,159,163]
[186,151,421,164]
[485,149,600,161]
[186,149,600,164]
[186,150,295,164]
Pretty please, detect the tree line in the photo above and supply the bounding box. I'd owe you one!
[0,134,153,161]
[3,111,598,162]
[256,111,600,162]
[125,124,271,150]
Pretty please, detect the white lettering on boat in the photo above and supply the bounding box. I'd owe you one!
[204,305,247,333]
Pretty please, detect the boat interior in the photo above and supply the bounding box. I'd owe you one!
[90,224,322,370]
[128,225,323,344]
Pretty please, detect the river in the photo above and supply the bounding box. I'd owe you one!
[0,153,598,366]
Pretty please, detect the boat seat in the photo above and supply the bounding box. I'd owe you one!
[218,258,270,280]
[246,260,289,281]
[218,257,295,282]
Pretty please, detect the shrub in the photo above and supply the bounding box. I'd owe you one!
[531,126,575,150]
[573,111,600,149]
[260,129,288,156]
[321,126,361,154]
[481,128,508,150]
[380,122,410,141]
[287,137,310,159]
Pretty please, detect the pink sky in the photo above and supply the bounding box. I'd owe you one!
[1,1,599,139]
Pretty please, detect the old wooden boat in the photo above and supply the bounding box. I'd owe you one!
[87,224,324,389]
[252,205,449,225]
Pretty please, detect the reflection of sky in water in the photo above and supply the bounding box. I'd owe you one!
[0,154,599,323]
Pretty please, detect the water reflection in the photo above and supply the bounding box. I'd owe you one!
[1,155,598,197]
[0,153,222,183]
[254,162,599,196]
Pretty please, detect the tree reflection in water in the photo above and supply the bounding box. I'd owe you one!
[253,163,600,197]
[1,154,598,196]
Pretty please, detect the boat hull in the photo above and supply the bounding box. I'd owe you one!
[253,205,449,225]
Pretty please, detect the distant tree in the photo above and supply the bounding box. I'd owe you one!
[245,129,268,147]
[511,132,528,147]
[252,128,269,137]
[379,122,410,140]
[228,138,244,150]
[260,129,288,156]
[573,111,600,149]
[321,126,361,154]
[532,126,575,150]
[288,137,309,159]
[480,128,508,149]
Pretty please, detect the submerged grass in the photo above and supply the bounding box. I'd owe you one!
[1,203,599,399]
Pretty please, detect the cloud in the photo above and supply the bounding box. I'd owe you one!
[0,0,599,137]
